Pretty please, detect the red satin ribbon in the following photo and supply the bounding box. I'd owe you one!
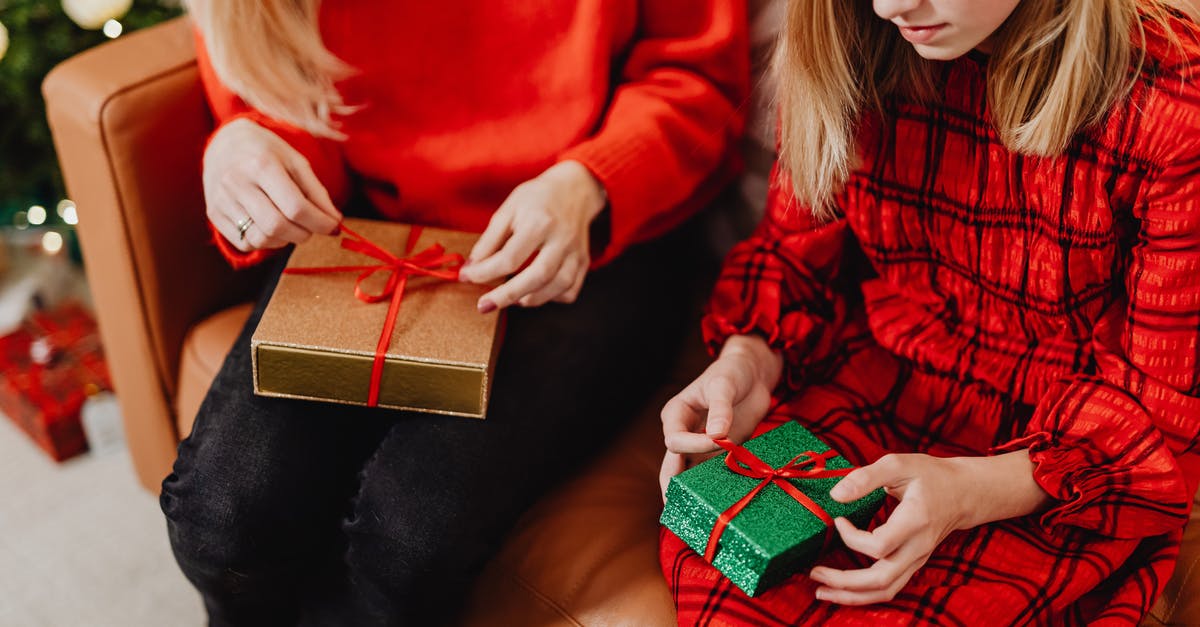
[283,224,464,407]
[703,438,852,563]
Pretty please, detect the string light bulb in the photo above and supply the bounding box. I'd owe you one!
[58,200,79,225]
[28,205,47,226]
[102,19,122,39]
[62,0,133,30]
[0,20,8,63]
[42,232,65,255]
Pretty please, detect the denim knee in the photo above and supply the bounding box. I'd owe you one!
[341,481,493,621]
[160,465,275,585]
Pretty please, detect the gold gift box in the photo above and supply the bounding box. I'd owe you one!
[251,218,503,418]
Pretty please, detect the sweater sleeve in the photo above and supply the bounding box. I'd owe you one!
[994,142,1200,539]
[193,28,350,269]
[559,0,749,266]
[701,164,851,390]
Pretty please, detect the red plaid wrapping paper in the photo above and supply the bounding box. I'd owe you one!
[0,302,112,461]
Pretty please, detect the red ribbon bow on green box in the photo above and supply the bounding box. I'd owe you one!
[704,438,852,562]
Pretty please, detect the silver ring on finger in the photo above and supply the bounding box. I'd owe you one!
[236,216,255,241]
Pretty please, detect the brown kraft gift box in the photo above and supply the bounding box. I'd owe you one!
[251,218,503,418]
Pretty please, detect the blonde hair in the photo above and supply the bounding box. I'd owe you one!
[777,0,1199,217]
[187,0,352,138]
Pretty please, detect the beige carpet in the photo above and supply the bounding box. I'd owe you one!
[0,415,204,627]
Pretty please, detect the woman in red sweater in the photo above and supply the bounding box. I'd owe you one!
[660,0,1200,624]
[160,1,747,624]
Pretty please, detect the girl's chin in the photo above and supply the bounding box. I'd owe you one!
[909,42,977,61]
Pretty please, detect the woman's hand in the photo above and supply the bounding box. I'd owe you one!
[203,118,342,252]
[457,160,607,311]
[658,334,784,499]
[810,450,1051,605]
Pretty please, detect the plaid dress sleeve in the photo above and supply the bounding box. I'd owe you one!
[996,139,1200,539]
[701,164,851,387]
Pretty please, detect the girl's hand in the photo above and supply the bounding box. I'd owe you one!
[810,450,1050,605]
[457,160,607,311]
[658,334,784,499]
[203,118,342,252]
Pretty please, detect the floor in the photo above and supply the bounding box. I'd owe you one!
[0,415,205,626]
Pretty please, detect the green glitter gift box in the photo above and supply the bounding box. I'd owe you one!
[660,421,885,597]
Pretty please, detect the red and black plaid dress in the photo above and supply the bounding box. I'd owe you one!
[662,16,1200,626]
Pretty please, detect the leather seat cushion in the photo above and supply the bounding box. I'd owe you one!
[462,395,678,626]
[173,302,254,438]
[1146,495,1200,625]
[460,336,711,626]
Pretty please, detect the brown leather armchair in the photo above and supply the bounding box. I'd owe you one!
[43,16,1200,626]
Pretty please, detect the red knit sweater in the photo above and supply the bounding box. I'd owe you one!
[195,1,749,268]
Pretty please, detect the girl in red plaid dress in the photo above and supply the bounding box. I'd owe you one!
[660,0,1200,624]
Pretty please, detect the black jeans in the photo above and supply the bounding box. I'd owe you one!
[160,230,699,626]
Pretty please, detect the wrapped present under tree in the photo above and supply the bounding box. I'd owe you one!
[0,301,111,461]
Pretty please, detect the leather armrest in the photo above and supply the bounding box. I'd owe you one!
[43,16,264,490]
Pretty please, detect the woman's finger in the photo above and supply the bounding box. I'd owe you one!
[237,213,288,251]
[518,258,581,307]
[209,194,253,252]
[235,202,290,250]
[257,158,340,235]
[240,185,311,245]
[702,375,738,439]
[661,390,723,454]
[661,390,701,438]
[477,246,564,310]
[466,205,514,268]
[829,454,907,503]
[285,152,342,221]
[553,263,588,304]
[218,198,288,251]
[813,558,925,606]
[664,432,724,455]
[660,452,687,502]
[809,536,925,593]
[836,500,929,560]
[458,219,544,283]
[211,212,252,252]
